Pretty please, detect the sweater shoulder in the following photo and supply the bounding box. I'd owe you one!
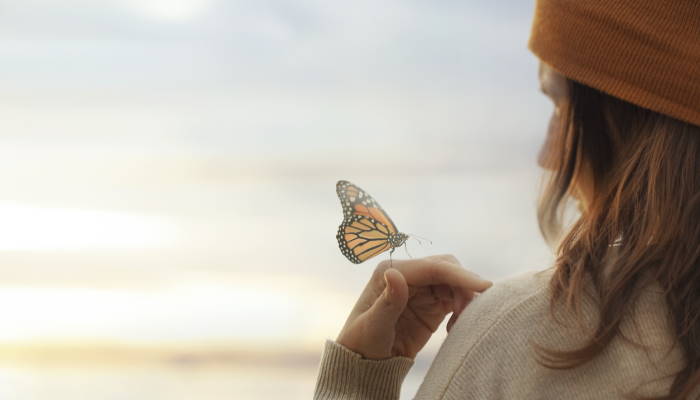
[446,267,556,357]
[414,268,555,398]
[467,268,553,320]
[417,267,683,399]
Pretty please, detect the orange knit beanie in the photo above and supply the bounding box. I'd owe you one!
[528,0,700,127]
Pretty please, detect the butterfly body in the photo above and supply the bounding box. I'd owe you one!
[335,180,408,264]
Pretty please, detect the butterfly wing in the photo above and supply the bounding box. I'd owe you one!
[337,215,393,264]
[336,180,399,235]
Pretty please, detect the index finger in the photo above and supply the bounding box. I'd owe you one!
[387,257,492,292]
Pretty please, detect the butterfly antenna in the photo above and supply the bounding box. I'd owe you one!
[407,233,433,246]
[404,241,412,259]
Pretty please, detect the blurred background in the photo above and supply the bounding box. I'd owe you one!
[0,0,556,398]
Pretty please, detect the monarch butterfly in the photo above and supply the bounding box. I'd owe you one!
[336,180,409,264]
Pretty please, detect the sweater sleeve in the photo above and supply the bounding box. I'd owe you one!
[313,339,414,400]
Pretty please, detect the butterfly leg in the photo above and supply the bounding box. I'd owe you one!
[389,247,395,269]
[404,241,412,259]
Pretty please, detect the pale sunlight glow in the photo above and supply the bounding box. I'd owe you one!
[0,280,349,346]
[0,204,179,251]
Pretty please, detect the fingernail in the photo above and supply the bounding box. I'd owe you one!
[384,271,393,297]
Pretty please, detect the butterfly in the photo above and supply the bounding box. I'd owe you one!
[336,180,409,264]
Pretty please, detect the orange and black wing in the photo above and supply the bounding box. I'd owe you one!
[337,215,393,264]
[336,180,398,235]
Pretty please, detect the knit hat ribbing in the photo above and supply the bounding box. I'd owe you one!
[528,0,700,127]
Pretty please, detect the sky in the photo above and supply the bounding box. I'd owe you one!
[0,0,555,365]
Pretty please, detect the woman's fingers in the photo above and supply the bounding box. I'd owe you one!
[432,284,454,303]
[373,255,489,335]
[366,269,409,327]
[352,269,410,359]
[447,289,473,332]
[377,255,492,293]
[338,255,492,360]
[383,268,409,306]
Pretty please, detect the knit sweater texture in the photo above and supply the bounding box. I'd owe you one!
[314,267,688,399]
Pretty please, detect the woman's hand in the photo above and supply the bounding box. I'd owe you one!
[336,254,492,360]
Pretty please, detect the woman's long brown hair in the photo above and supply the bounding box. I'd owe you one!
[534,77,700,399]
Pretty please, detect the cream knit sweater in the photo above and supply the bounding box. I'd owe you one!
[314,267,688,399]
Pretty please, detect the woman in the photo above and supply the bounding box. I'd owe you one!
[314,0,700,399]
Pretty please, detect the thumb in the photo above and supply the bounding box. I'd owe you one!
[368,268,409,326]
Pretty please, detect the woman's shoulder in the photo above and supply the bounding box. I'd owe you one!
[463,267,554,322]
[414,268,556,398]
[446,267,557,353]
[490,267,554,295]
[416,267,682,399]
